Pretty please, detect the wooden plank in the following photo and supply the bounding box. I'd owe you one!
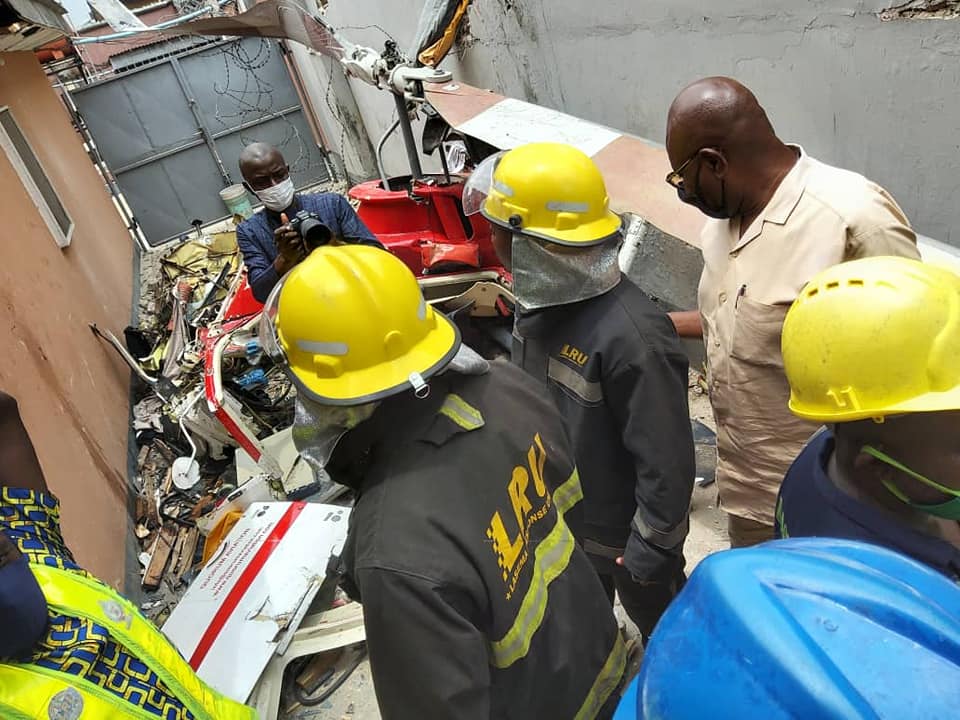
[166,528,187,585]
[172,527,200,585]
[142,524,178,590]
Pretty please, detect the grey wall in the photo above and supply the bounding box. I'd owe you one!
[313,0,960,245]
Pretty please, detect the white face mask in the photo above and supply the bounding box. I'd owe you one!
[255,177,295,211]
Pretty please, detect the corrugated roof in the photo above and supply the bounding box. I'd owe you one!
[0,0,69,50]
[76,0,171,32]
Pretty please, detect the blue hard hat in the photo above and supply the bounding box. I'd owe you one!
[622,539,960,720]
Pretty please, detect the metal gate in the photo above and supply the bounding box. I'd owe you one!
[71,37,332,246]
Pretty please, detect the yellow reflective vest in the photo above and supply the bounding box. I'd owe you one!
[0,564,256,720]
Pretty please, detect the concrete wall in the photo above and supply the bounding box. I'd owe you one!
[0,52,134,588]
[313,0,960,245]
[294,0,451,181]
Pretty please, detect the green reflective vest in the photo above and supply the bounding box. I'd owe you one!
[0,564,257,720]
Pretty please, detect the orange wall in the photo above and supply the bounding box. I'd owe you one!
[0,51,133,588]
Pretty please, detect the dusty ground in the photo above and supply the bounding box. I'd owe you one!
[686,384,727,569]
[287,381,727,719]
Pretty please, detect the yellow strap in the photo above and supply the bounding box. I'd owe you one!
[489,468,582,669]
[438,393,485,430]
[28,564,256,720]
[0,662,163,720]
[574,633,627,720]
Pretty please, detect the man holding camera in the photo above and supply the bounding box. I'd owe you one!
[237,142,382,302]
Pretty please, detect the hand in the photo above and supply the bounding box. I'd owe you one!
[273,213,305,274]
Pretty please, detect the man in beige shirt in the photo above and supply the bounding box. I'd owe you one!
[665,77,919,546]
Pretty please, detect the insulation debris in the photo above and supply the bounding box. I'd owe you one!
[94,225,350,622]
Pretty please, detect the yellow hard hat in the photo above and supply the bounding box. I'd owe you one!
[462,143,622,246]
[260,245,460,405]
[782,256,960,422]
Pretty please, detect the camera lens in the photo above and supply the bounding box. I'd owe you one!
[298,215,332,250]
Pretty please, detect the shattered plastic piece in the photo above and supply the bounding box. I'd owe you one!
[200,509,243,566]
[163,502,351,701]
[421,240,480,270]
[162,282,193,382]
[444,140,468,173]
[133,396,164,433]
[245,339,263,364]
[194,473,280,536]
[235,428,346,505]
[236,368,268,390]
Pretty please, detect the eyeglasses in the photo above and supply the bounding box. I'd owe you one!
[248,165,291,191]
[664,150,701,189]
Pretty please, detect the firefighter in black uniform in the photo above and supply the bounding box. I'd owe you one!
[464,142,696,641]
[259,245,626,720]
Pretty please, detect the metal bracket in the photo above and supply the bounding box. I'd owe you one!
[389,65,453,100]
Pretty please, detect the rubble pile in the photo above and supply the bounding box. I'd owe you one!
[122,230,298,621]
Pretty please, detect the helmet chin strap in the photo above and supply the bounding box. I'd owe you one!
[409,372,430,399]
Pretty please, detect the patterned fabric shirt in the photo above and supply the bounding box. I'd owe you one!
[0,487,193,719]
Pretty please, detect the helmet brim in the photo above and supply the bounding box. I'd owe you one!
[288,310,462,406]
[481,208,623,247]
[790,386,960,423]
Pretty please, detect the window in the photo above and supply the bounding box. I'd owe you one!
[0,106,74,248]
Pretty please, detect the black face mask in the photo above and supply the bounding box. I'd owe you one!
[677,179,730,220]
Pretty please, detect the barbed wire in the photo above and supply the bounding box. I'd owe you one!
[336,24,399,45]
[198,38,322,179]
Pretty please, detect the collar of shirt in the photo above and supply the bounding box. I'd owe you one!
[325,376,453,489]
[808,432,960,576]
[735,144,808,251]
[263,194,303,227]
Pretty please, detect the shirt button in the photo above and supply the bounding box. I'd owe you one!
[714,339,721,347]
[731,250,739,258]
[719,292,727,304]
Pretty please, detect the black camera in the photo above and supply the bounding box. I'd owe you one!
[289,211,332,251]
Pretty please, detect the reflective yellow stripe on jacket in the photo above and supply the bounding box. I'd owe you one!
[439,393,485,430]
[0,662,164,720]
[575,632,627,720]
[489,468,584,669]
[0,564,256,720]
[489,468,622,717]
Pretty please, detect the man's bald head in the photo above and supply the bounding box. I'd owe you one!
[239,142,290,192]
[666,77,777,165]
[664,77,796,221]
[239,142,284,177]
